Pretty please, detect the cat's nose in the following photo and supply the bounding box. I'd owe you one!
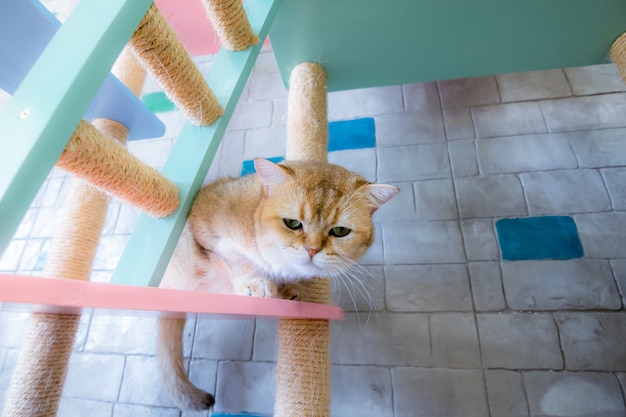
[307,247,320,259]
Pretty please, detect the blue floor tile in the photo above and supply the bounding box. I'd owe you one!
[496,216,584,261]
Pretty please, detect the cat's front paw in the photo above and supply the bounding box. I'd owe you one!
[236,278,277,298]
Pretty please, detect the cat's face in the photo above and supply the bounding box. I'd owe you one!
[254,159,397,280]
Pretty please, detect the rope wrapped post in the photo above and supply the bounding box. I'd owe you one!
[57,119,180,218]
[1,50,145,417]
[611,33,626,83]
[274,62,331,417]
[199,0,259,51]
[129,3,223,126]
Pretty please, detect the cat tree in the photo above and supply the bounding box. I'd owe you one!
[0,1,333,416]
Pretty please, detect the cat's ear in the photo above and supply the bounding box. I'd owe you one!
[361,184,399,213]
[254,159,291,193]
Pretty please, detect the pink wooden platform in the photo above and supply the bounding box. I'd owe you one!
[0,273,343,320]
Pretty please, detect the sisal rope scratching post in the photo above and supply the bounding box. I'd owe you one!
[275,63,331,417]
[611,33,626,84]
[199,0,259,51]
[57,119,179,218]
[1,50,146,417]
[129,3,223,126]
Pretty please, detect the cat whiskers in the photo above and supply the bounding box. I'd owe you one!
[327,256,380,328]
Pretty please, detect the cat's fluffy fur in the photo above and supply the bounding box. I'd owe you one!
[158,159,398,410]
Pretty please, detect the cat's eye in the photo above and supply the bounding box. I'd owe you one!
[330,226,351,237]
[283,218,303,230]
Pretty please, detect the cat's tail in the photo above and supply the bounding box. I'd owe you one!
[157,317,215,410]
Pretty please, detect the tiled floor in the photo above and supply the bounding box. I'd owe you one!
[2,45,626,416]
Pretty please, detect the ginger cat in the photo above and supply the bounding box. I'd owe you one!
[157,158,398,410]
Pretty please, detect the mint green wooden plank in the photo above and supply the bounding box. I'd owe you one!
[110,0,282,287]
[269,0,626,92]
[0,0,151,254]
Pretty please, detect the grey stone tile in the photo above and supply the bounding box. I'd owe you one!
[564,64,626,95]
[229,99,272,131]
[331,365,393,417]
[455,175,527,218]
[448,140,479,177]
[601,168,626,210]
[477,313,563,369]
[521,169,611,215]
[40,176,67,207]
[373,182,418,222]
[477,133,578,175]
[333,265,385,312]
[215,361,274,415]
[113,403,179,417]
[555,312,626,371]
[102,202,120,236]
[93,235,129,271]
[378,144,450,182]
[382,221,465,264]
[58,398,114,417]
[524,371,625,417]
[443,107,475,140]
[0,348,17,390]
[114,204,140,235]
[216,130,245,178]
[439,76,500,109]
[328,148,377,183]
[576,212,626,258]
[187,358,218,405]
[192,318,254,360]
[485,370,529,417]
[462,218,499,261]
[468,262,506,311]
[252,50,280,74]
[0,311,29,348]
[386,264,472,312]
[430,313,481,368]
[496,69,571,102]
[501,260,621,311]
[85,314,176,356]
[13,208,37,239]
[360,224,383,265]
[243,127,287,160]
[63,353,124,401]
[610,259,626,305]
[413,178,459,221]
[252,319,278,362]
[118,355,173,407]
[473,102,547,138]
[619,373,626,399]
[393,368,489,417]
[402,82,441,111]
[328,85,404,120]
[375,109,445,147]
[541,93,626,132]
[271,98,288,127]
[331,313,431,366]
[0,240,25,272]
[248,71,288,101]
[127,137,174,170]
[569,128,626,168]
[17,238,49,272]
[30,206,61,238]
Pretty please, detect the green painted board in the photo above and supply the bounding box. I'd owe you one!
[110,0,282,287]
[269,0,626,92]
[0,0,151,254]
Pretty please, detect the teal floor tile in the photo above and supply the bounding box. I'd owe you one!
[496,216,584,261]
